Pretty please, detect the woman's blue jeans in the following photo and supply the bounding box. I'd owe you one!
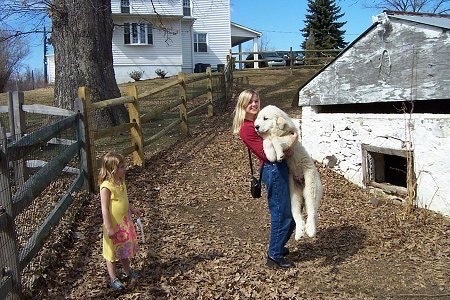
[261,160,295,259]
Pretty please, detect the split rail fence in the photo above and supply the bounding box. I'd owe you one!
[0,61,234,299]
[233,48,342,70]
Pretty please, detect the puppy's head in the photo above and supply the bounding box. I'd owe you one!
[255,105,295,137]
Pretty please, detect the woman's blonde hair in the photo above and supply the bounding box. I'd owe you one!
[231,89,259,135]
[98,152,125,185]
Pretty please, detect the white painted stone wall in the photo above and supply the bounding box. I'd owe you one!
[301,106,450,217]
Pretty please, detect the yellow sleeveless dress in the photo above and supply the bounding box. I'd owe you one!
[101,180,138,262]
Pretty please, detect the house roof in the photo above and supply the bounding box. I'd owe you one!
[296,11,450,98]
[231,22,261,47]
[384,10,450,29]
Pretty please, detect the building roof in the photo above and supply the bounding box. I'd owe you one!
[385,10,450,29]
[231,22,261,47]
[295,11,450,100]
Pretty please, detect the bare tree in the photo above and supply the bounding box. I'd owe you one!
[5,66,47,91]
[258,35,273,52]
[362,0,450,13]
[243,35,272,53]
[1,0,128,127]
[0,30,29,92]
[50,1,129,126]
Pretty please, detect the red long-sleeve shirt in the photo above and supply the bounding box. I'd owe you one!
[239,119,268,163]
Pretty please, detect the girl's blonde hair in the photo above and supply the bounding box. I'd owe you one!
[98,152,125,185]
[231,89,259,135]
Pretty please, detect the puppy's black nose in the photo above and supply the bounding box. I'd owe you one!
[255,125,259,130]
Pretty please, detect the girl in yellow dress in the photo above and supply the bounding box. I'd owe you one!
[98,152,140,290]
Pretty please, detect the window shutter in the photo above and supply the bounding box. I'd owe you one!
[139,23,146,44]
[147,24,153,44]
[124,23,130,44]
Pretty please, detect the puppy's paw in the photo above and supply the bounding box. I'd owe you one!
[305,222,316,238]
[276,154,284,162]
[294,228,304,241]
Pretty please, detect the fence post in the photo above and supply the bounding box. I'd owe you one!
[289,47,293,75]
[126,85,144,166]
[76,87,96,192]
[206,67,214,117]
[7,92,26,186]
[230,57,235,89]
[73,96,92,192]
[0,139,21,299]
[225,55,230,101]
[8,91,26,142]
[177,72,189,136]
[225,56,234,101]
[0,125,6,151]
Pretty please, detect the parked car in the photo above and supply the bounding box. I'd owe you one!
[284,51,305,66]
[244,53,268,68]
[265,52,286,67]
[244,52,287,68]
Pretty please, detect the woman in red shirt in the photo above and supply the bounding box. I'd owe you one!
[232,89,296,269]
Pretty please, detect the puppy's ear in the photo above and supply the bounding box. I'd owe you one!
[276,116,287,130]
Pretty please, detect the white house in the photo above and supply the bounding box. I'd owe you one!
[297,11,450,217]
[46,0,260,84]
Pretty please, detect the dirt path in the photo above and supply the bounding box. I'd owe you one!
[26,70,449,299]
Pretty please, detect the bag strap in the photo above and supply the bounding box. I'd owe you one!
[247,149,263,180]
[247,148,255,175]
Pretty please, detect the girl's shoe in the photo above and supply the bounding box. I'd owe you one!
[110,278,125,290]
[122,269,140,281]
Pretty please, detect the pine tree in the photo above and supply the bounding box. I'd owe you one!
[301,0,347,50]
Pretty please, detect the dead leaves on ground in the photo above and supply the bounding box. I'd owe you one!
[25,102,450,300]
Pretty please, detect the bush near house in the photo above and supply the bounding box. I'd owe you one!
[129,70,144,81]
[155,68,167,79]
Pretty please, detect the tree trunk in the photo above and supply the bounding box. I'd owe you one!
[50,0,129,128]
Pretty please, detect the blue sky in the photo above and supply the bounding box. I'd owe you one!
[22,0,381,71]
[231,0,380,52]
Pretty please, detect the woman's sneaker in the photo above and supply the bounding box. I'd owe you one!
[267,256,295,269]
[109,278,125,291]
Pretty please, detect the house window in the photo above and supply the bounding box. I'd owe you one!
[194,33,207,52]
[124,23,153,45]
[121,0,130,13]
[183,0,191,16]
[361,144,414,196]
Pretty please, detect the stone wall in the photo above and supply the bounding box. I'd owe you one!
[300,106,450,217]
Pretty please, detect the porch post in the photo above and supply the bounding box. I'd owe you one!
[253,37,259,69]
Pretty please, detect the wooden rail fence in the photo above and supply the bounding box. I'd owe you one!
[0,62,233,299]
[233,48,342,70]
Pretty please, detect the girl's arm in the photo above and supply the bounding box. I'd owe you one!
[100,187,115,237]
[240,120,268,161]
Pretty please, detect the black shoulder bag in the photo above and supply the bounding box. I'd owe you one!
[248,149,262,198]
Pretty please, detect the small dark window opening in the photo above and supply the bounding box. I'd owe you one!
[316,99,450,114]
[380,153,407,187]
[362,144,413,196]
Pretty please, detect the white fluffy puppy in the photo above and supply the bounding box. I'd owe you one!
[254,105,323,240]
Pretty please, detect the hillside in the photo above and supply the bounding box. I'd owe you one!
[22,68,450,299]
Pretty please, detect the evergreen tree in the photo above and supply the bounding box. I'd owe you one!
[301,0,347,50]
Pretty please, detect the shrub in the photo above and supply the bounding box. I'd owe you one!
[155,68,167,79]
[129,70,144,81]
